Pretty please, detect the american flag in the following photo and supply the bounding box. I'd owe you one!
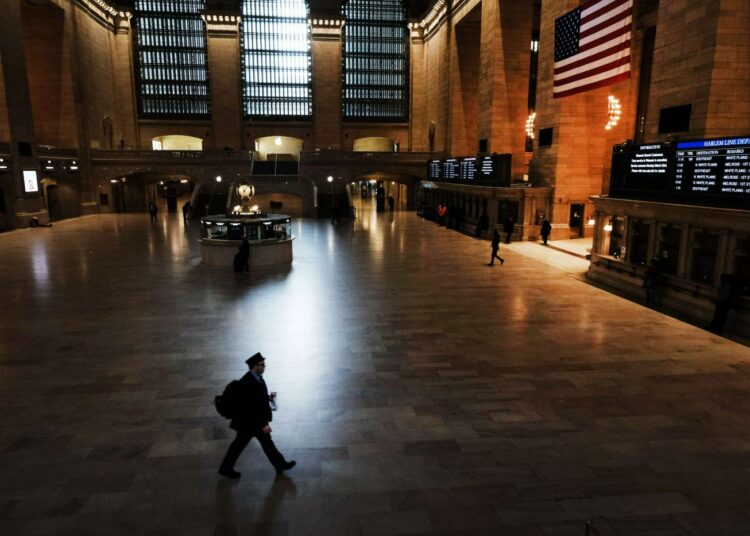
[553,0,633,98]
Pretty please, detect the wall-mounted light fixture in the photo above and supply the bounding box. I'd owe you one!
[0,158,8,170]
[215,176,222,183]
[605,96,622,130]
[525,112,536,139]
[603,220,613,232]
[587,216,596,226]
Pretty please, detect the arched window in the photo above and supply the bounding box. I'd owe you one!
[241,0,313,119]
[133,0,211,118]
[342,0,409,122]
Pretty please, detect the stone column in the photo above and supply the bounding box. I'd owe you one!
[113,13,139,150]
[478,0,533,179]
[310,18,343,150]
[0,0,44,227]
[408,24,426,152]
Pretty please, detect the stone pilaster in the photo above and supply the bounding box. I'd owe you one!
[202,10,243,150]
[310,18,343,150]
[0,0,44,227]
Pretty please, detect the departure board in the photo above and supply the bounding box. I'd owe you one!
[459,157,477,180]
[675,138,750,194]
[428,159,441,180]
[610,136,750,209]
[425,154,512,186]
[442,159,460,180]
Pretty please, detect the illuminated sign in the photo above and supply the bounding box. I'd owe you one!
[23,170,39,193]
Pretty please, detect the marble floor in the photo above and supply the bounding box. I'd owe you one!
[2,204,750,535]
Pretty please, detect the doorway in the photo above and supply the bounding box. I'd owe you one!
[46,184,61,220]
[569,204,584,238]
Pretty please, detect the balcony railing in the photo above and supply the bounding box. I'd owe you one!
[300,149,435,164]
[90,149,253,163]
[36,145,80,158]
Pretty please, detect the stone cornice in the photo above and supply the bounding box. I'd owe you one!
[200,11,242,38]
[310,18,344,41]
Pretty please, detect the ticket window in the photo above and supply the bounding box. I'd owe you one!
[690,231,720,285]
[734,237,750,295]
[608,217,626,258]
[628,221,651,266]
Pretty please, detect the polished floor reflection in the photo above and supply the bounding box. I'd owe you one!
[2,206,750,535]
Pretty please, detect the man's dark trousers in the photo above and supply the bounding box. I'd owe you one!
[221,429,285,470]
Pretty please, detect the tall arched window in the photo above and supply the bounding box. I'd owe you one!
[241,0,313,119]
[133,0,210,118]
[342,0,409,122]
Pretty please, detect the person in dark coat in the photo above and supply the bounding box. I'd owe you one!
[219,352,296,479]
[148,201,158,222]
[643,256,663,305]
[503,217,514,244]
[540,219,552,245]
[182,201,192,222]
[233,238,250,272]
[475,210,489,239]
[709,274,739,334]
[488,230,504,266]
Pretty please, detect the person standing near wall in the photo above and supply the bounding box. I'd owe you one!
[709,274,739,334]
[540,219,552,245]
[503,217,514,244]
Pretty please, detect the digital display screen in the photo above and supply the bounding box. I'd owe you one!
[459,158,476,180]
[428,159,442,180]
[425,154,512,186]
[675,138,750,195]
[610,136,750,208]
[23,170,39,193]
[442,159,460,180]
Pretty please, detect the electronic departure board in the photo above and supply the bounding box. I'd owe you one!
[674,139,750,195]
[610,136,750,209]
[443,159,460,180]
[428,160,441,180]
[459,157,476,180]
[425,154,512,186]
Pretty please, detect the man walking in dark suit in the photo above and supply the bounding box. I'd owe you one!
[219,352,296,479]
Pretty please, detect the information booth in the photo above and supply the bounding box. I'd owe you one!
[199,183,294,269]
[589,135,750,336]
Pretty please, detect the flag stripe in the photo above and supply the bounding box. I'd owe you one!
[554,55,630,83]
[579,25,631,53]
[581,0,632,31]
[554,63,630,94]
[580,11,631,42]
[554,40,631,76]
[553,71,630,98]
[554,46,630,80]
[580,0,621,18]
[555,31,630,69]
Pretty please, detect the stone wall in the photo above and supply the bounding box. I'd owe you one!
[20,1,78,147]
[0,54,9,142]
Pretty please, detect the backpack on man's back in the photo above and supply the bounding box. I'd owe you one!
[215,380,241,419]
